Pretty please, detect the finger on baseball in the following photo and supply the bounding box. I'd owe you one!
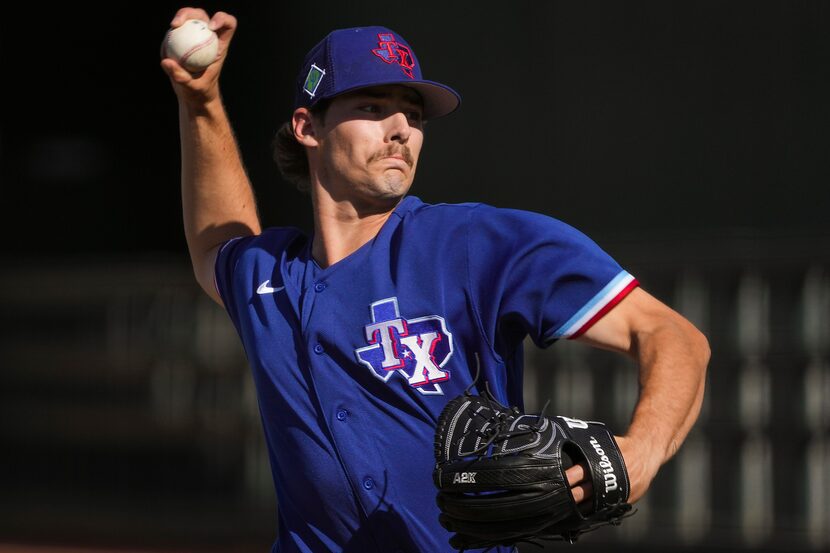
[160,58,193,84]
[208,11,237,35]
[170,7,210,27]
[570,481,593,504]
[565,462,589,487]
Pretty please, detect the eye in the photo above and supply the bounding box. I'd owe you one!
[407,110,423,122]
[358,104,381,113]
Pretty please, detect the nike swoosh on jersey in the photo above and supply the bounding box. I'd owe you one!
[257,280,285,295]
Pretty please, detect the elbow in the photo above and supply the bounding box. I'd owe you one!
[679,318,710,393]
[694,326,711,371]
[674,312,710,373]
[664,314,710,405]
[698,329,711,377]
[688,324,710,409]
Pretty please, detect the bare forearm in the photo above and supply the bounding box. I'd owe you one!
[577,288,710,502]
[179,96,261,259]
[627,317,710,464]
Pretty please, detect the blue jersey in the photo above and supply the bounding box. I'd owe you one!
[214,196,638,553]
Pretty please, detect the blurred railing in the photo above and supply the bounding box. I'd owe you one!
[1,233,828,551]
[0,256,273,549]
[526,232,830,551]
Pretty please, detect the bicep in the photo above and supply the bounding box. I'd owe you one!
[575,287,680,356]
[195,244,224,307]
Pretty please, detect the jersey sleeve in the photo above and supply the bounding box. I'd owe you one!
[466,205,638,348]
[213,234,256,317]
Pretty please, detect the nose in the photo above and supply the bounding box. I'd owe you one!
[385,111,412,143]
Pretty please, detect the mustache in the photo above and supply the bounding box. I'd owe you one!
[369,146,414,167]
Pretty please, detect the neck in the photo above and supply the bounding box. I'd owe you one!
[310,186,403,269]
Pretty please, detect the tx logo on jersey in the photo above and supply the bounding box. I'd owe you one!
[371,33,416,79]
[355,297,453,395]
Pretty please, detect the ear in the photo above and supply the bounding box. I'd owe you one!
[292,108,321,147]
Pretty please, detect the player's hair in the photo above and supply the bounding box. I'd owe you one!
[272,100,330,193]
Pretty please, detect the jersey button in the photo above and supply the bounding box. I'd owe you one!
[362,477,375,490]
[314,282,327,292]
[313,344,325,355]
[336,409,348,421]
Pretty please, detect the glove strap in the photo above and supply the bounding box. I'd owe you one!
[554,416,631,512]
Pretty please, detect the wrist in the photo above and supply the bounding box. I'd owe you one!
[178,92,223,118]
[614,434,663,503]
[618,431,665,472]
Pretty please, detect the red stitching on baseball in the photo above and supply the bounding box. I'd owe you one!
[178,33,217,67]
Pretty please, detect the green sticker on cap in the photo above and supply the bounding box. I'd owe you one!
[303,64,326,98]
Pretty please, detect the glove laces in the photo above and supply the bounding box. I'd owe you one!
[465,387,551,458]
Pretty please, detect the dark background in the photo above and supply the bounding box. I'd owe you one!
[3,1,829,253]
[1,1,829,552]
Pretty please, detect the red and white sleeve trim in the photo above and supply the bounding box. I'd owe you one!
[552,271,639,340]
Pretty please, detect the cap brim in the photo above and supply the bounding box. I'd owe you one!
[319,79,461,120]
[405,80,461,120]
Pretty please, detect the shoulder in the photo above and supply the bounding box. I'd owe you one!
[394,196,595,248]
[471,203,578,232]
[252,226,307,248]
[399,196,561,229]
[397,195,482,222]
[219,226,308,265]
[461,202,591,248]
[389,196,484,243]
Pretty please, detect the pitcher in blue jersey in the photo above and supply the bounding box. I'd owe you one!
[162,8,710,553]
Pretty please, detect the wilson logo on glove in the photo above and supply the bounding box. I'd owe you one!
[589,436,619,493]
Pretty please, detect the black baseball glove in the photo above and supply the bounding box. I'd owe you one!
[433,390,633,551]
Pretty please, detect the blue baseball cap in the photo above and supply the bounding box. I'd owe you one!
[293,26,461,120]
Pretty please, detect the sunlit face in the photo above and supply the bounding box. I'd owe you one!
[309,85,425,207]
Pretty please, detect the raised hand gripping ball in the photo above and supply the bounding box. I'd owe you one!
[162,19,219,73]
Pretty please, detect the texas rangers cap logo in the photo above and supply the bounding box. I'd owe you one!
[355,297,453,395]
[371,33,416,79]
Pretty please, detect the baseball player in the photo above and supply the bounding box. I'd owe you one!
[161,8,710,553]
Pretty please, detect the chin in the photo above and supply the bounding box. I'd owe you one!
[383,173,415,193]
[359,182,411,208]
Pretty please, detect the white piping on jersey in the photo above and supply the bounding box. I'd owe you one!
[552,271,636,338]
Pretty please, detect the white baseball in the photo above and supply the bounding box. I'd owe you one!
[163,19,219,73]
